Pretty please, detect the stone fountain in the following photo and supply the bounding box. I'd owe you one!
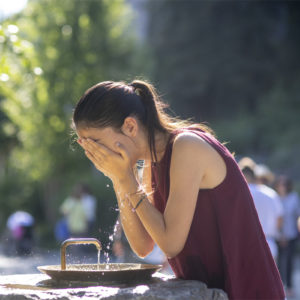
[0,238,228,300]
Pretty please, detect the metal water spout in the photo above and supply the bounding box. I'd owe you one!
[60,238,102,270]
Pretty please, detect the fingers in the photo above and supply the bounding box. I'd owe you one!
[81,138,108,155]
[84,149,98,164]
[78,138,130,169]
[78,138,111,164]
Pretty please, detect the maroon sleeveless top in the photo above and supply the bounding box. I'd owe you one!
[151,128,285,300]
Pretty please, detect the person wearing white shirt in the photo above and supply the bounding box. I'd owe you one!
[81,184,97,233]
[239,158,283,260]
[274,175,300,297]
[248,182,283,259]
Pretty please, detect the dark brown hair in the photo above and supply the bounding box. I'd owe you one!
[73,80,213,162]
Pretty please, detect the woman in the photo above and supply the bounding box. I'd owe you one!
[274,175,300,297]
[73,80,284,299]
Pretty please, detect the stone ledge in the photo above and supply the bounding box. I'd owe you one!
[0,273,228,300]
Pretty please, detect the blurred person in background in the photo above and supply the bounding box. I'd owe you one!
[274,175,300,297]
[239,157,283,261]
[73,80,285,299]
[60,184,88,237]
[142,243,172,275]
[81,184,97,234]
[54,215,70,243]
[4,210,35,256]
[255,163,275,187]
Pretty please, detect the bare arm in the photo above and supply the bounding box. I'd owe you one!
[112,161,155,257]
[113,178,155,257]
[117,133,226,258]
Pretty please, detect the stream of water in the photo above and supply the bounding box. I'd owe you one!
[97,249,100,270]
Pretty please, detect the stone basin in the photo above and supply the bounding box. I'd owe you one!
[38,263,162,283]
[0,272,228,299]
[0,239,228,299]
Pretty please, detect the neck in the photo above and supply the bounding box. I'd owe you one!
[153,131,170,162]
[137,130,170,163]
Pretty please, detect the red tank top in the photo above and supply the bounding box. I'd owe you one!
[151,128,285,300]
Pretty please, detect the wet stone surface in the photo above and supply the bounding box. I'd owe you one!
[0,273,228,300]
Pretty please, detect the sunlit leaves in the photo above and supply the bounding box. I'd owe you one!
[0,0,142,222]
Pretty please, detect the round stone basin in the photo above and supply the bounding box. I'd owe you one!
[38,263,162,283]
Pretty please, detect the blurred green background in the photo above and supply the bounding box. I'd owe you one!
[0,0,299,249]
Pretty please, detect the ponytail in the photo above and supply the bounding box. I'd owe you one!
[129,80,167,162]
[129,80,214,162]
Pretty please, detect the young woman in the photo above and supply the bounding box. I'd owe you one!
[73,80,284,299]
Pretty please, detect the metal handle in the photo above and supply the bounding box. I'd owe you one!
[60,238,102,270]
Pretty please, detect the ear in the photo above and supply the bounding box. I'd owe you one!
[121,117,138,137]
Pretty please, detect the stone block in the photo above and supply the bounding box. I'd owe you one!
[0,273,228,300]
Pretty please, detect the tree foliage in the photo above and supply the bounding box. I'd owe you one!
[0,0,142,242]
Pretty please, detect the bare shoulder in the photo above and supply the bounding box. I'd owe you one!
[172,131,215,159]
[171,131,226,189]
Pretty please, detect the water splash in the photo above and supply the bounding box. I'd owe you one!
[104,251,110,264]
[104,219,120,266]
[97,249,101,270]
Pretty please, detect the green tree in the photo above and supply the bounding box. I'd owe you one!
[0,0,143,244]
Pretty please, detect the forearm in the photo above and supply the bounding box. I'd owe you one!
[117,177,178,258]
[113,180,154,258]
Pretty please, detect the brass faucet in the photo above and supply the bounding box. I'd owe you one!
[60,238,102,270]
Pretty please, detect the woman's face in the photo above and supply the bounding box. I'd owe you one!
[76,123,142,166]
[77,126,123,151]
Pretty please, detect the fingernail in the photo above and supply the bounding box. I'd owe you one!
[77,139,82,144]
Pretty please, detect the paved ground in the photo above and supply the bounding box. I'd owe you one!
[0,249,299,299]
[0,249,61,275]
